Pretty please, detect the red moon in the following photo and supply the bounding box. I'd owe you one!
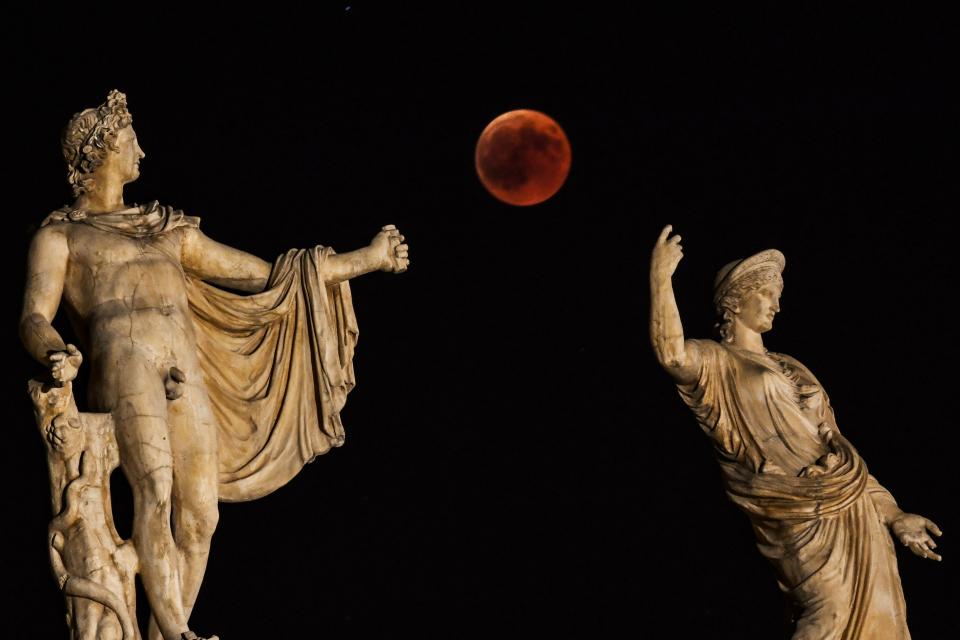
[475,109,571,206]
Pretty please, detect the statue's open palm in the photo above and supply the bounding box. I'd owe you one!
[651,224,683,280]
[892,513,943,561]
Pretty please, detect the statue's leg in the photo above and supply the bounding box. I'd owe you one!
[787,559,852,640]
[169,380,220,617]
[147,380,219,640]
[105,354,190,640]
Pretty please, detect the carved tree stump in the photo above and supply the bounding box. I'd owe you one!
[29,379,140,640]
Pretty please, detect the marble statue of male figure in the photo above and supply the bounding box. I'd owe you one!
[21,90,410,640]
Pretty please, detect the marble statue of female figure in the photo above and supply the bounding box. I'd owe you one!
[649,224,941,638]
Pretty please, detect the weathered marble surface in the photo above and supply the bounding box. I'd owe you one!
[22,90,410,640]
[649,224,941,638]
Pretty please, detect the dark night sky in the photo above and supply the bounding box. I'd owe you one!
[5,6,957,637]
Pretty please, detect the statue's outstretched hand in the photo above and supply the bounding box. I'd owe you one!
[371,224,410,273]
[651,224,683,282]
[49,344,82,385]
[891,513,943,561]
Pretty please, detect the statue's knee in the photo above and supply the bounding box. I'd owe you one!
[134,467,174,517]
[178,502,219,547]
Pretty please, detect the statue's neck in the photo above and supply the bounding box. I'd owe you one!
[731,323,766,354]
[73,179,127,214]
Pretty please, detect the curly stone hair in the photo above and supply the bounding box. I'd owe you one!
[714,269,783,343]
[61,90,133,197]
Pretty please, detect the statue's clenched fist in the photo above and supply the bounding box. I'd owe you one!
[48,344,82,385]
[371,224,410,273]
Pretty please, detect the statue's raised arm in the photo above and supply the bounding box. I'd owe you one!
[649,224,700,385]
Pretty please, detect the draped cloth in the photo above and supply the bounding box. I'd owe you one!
[42,199,200,234]
[678,339,910,639]
[43,201,360,503]
[186,247,358,502]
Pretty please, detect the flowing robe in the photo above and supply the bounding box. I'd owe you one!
[677,339,910,639]
[43,200,359,502]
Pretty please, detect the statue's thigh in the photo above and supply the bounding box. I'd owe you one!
[107,354,173,480]
[166,381,218,501]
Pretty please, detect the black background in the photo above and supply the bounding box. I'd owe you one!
[5,5,957,638]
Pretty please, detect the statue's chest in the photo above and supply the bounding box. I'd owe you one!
[71,226,183,270]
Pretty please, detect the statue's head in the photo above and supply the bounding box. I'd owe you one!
[61,90,144,198]
[713,249,785,343]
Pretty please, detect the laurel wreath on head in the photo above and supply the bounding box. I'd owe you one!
[61,90,133,197]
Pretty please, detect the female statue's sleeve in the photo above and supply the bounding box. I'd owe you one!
[676,339,740,456]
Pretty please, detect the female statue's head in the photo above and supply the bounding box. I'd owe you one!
[713,250,785,343]
[61,89,143,197]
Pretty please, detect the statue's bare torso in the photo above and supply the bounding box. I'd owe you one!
[54,222,204,409]
[23,94,410,637]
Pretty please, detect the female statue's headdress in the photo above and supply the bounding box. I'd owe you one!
[713,249,785,342]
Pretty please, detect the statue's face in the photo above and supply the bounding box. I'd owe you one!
[738,281,782,334]
[101,125,145,185]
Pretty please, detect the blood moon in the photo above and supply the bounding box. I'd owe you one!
[475,109,571,206]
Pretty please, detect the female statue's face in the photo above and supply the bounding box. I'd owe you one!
[738,281,782,334]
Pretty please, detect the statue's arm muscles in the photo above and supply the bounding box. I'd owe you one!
[180,227,272,292]
[650,276,702,385]
[20,225,69,363]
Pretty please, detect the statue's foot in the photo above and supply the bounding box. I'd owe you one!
[181,632,219,640]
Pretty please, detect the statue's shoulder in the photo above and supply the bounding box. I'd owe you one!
[688,338,726,355]
[769,351,823,384]
[143,200,201,231]
[769,350,807,370]
[39,205,76,230]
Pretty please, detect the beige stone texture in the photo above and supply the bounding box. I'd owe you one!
[650,224,941,639]
[21,90,410,640]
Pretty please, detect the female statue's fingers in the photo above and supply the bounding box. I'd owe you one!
[382,224,397,231]
[669,234,682,244]
[909,542,928,558]
[657,224,673,244]
[922,541,942,561]
[925,519,943,536]
[49,353,65,362]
